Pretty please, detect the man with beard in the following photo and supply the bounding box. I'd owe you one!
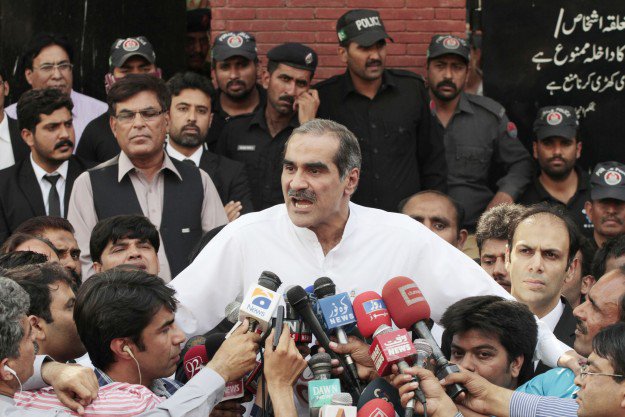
[186,8,212,77]
[315,9,447,213]
[166,71,253,221]
[519,106,593,236]
[207,32,266,150]
[217,42,319,210]
[426,34,533,257]
[584,162,625,247]
[0,89,93,245]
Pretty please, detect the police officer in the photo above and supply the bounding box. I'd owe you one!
[186,8,212,76]
[426,34,532,256]
[315,9,447,212]
[518,106,592,236]
[216,42,319,210]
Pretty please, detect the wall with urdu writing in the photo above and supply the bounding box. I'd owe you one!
[210,0,467,81]
[482,0,625,169]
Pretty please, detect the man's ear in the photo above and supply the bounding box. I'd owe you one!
[2,80,9,97]
[510,354,524,379]
[261,69,270,89]
[344,167,360,197]
[457,229,469,251]
[581,275,596,296]
[25,69,34,87]
[93,262,103,273]
[564,257,579,282]
[0,358,13,382]
[584,201,593,223]
[505,243,511,272]
[29,315,46,342]
[21,128,35,147]
[110,338,134,360]
[532,141,538,160]
[338,46,348,64]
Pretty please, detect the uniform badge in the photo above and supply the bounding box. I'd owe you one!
[605,170,622,186]
[442,36,460,49]
[305,53,313,65]
[507,121,518,138]
[546,111,563,125]
[227,35,243,48]
[122,38,140,51]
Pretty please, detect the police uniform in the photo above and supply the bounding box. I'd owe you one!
[315,9,447,212]
[216,43,318,210]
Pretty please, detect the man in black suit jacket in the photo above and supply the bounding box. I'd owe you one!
[165,72,253,221]
[7,117,30,163]
[0,88,92,244]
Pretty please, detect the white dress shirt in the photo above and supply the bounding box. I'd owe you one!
[170,202,570,368]
[0,112,15,169]
[30,155,69,217]
[541,299,565,332]
[166,141,203,167]
[6,90,107,147]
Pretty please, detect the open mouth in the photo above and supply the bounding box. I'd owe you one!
[292,198,314,209]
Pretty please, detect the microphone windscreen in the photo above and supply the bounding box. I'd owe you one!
[357,399,395,417]
[413,338,434,357]
[225,301,242,324]
[357,378,403,417]
[381,276,431,329]
[331,392,353,406]
[286,285,310,308]
[353,291,392,338]
[313,277,336,299]
[258,271,282,291]
[204,332,226,361]
[183,345,208,379]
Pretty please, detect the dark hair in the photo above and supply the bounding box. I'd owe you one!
[107,74,171,116]
[0,233,58,256]
[74,267,177,371]
[593,234,625,279]
[16,88,74,132]
[0,65,7,83]
[440,295,538,385]
[15,216,75,236]
[475,204,526,253]
[90,215,160,264]
[507,204,580,268]
[20,32,74,71]
[188,225,226,263]
[398,190,465,236]
[4,263,75,322]
[577,234,597,278]
[592,322,625,381]
[167,71,215,99]
[0,251,48,269]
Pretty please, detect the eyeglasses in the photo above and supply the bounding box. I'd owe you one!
[33,62,74,74]
[580,364,625,380]
[114,109,165,124]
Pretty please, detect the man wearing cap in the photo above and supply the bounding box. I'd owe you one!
[216,42,319,210]
[207,32,266,151]
[585,162,625,247]
[186,8,212,77]
[315,9,447,213]
[77,36,161,163]
[425,34,533,257]
[519,106,592,236]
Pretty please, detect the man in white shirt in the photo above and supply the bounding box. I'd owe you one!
[170,119,577,375]
[0,66,29,169]
[5,33,107,146]
[0,88,92,245]
[508,204,579,375]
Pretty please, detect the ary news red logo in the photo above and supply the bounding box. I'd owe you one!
[227,35,244,48]
[604,170,622,186]
[369,407,392,417]
[122,38,140,52]
[184,355,204,377]
[398,283,425,306]
[442,36,460,49]
[546,111,563,125]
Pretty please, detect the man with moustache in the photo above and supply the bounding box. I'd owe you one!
[217,42,319,210]
[584,161,625,247]
[0,88,92,245]
[315,9,447,212]
[207,32,266,150]
[426,34,532,256]
[519,106,593,236]
[166,71,253,221]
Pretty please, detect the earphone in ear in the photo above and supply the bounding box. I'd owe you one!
[3,365,16,377]
[123,345,135,359]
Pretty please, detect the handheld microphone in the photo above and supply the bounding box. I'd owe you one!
[352,291,392,340]
[285,292,313,344]
[183,345,208,380]
[225,300,242,324]
[314,277,362,391]
[382,276,466,399]
[357,378,404,417]
[308,353,342,416]
[357,398,395,417]
[319,393,357,417]
[239,271,282,332]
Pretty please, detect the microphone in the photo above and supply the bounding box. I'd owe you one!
[225,300,242,324]
[357,378,404,417]
[320,393,357,417]
[183,345,208,380]
[239,271,282,332]
[357,398,395,417]
[308,353,342,417]
[192,333,244,400]
[352,291,392,340]
[382,276,466,399]
[314,277,361,391]
[285,292,313,344]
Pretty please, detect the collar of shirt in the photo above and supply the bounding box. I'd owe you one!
[533,165,589,200]
[541,298,565,332]
[289,202,358,250]
[456,92,475,115]
[30,153,69,181]
[0,112,10,144]
[0,395,13,406]
[118,150,182,182]
[165,140,203,166]
[249,102,299,134]
[214,84,266,118]
[338,69,396,100]
[94,367,182,398]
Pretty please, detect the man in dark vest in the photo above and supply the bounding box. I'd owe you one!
[68,74,227,282]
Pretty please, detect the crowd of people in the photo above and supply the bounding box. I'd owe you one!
[1,6,625,417]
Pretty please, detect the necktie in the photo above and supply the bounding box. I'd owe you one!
[44,174,61,217]
[183,158,196,166]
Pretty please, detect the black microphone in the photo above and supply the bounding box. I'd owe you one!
[357,378,404,417]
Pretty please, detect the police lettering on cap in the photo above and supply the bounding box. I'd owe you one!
[109,36,156,70]
[211,31,257,62]
[426,35,470,62]
[267,43,318,73]
[591,162,625,202]
[336,9,393,47]
[533,105,579,141]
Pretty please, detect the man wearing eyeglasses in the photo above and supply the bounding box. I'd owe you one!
[68,74,228,282]
[5,33,107,148]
